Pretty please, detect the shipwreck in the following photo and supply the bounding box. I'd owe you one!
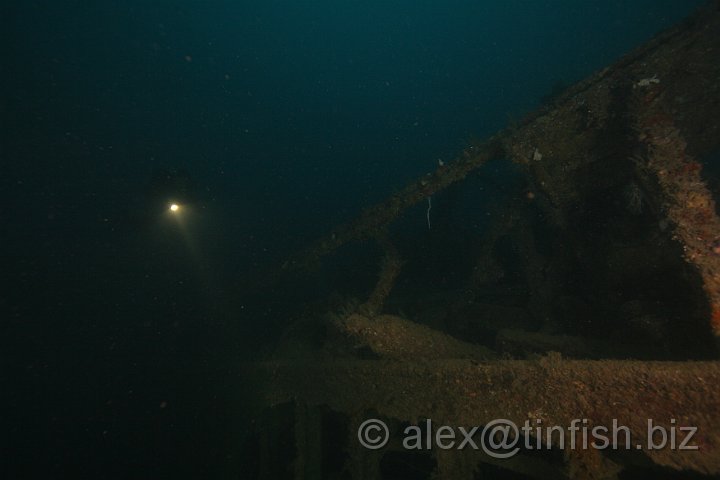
[236,2,720,478]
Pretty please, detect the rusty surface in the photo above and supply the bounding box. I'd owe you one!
[632,86,720,336]
[248,358,720,475]
[242,5,720,478]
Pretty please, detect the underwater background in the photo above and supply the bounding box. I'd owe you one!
[1,1,709,478]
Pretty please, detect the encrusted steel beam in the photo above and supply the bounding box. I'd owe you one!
[248,358,720,476]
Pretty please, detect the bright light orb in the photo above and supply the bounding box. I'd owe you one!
[169,203,180,212]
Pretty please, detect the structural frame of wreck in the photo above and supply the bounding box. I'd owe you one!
[239,3,720,479]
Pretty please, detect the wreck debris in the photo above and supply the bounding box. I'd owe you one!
[277,137,505,274]
[631,84,720,336]
[333,313,495,361]
[495,329,599,358]
[243,3,720,478]
[248,358,720,477]
[357,233,403,318]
